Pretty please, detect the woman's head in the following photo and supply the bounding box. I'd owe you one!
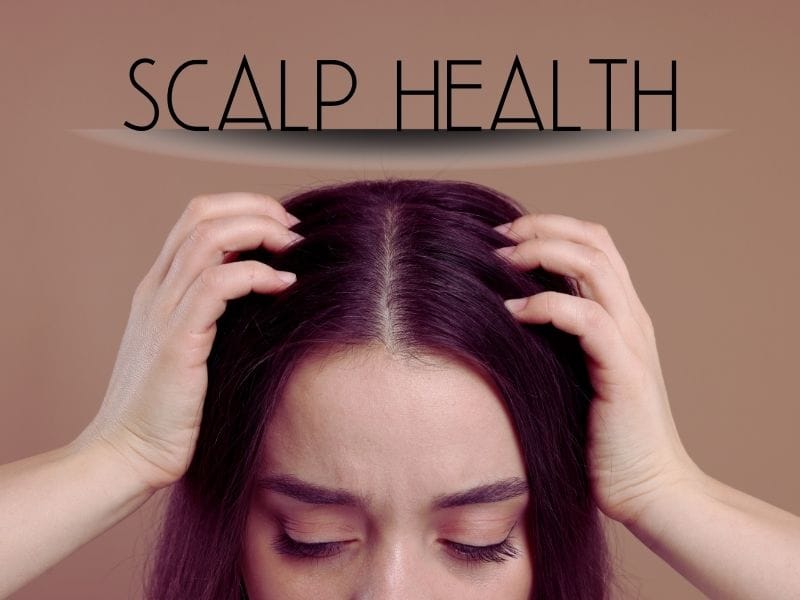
[145,179,611,599]
[243,343,534,599]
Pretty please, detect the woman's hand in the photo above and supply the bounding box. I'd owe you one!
[75,193,303,493]
[493,214,703,526]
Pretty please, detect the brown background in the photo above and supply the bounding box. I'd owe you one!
[1,2,798,598]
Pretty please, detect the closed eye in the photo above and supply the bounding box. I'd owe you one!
[271,530,522,566]
[443,537,521,564]
[272,532,348,559]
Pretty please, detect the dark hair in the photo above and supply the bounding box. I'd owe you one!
[144,178,612,599]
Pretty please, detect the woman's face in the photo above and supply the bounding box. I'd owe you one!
[241,344,534,599]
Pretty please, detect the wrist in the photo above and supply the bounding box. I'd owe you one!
[73,413,189,493]
[619,457,711,531]
[67,429,163,500]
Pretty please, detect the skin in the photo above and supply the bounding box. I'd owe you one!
[241,345,533,600]
[0,192,798,599]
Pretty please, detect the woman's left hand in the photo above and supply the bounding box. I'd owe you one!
[494,214,704,526]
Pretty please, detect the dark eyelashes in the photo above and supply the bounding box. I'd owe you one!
[271,531,345,559]
[444,538,521,563]
[445,520,522,564]
[271,531,521,564]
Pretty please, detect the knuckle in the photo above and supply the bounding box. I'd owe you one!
[258,194,281,211]
[198,265,223,290]
[512,213,534,232]
[244,260,262,284]
[582,300,608,330]
[240,193,283,219]
[515,213,532,225]
[186,194,212,217]
[188,219,217,245]
[584,246,610,271]
[131,270,158,309]
[514,238,536,257]
[131,278,148,305]
[585,220,610,240]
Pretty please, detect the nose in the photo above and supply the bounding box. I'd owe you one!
[352,536,433,600]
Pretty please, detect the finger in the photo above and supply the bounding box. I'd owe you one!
[495,237,640,343]
[496,213,632,284]
[156,214,303,310]
[166,261,296,363]
[147,193,300,289]
[495,214,652,334]
[504,291,638,391]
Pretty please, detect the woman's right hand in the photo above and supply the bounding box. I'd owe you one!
[75,193,303,492]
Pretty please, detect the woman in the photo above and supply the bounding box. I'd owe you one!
[0,179,798,599]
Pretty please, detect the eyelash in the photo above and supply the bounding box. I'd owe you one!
[444,537,521,564]
[271,532,345,560]
[271,531,521,565]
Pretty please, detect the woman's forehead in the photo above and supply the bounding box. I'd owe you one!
[259,344,526,504]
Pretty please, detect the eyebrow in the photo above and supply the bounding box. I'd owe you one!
[432,477,530,510]
[256,474,529,510]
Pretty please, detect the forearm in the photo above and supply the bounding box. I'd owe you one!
[0,438,155,598]
[624,466,800,599]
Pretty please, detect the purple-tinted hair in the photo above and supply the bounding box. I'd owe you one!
[144,178,612,599]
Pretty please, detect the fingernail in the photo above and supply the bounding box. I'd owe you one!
[286,213,301,226]
[285,231,304,246]
[495,246,515,257]
[276,270,297,284]
[494,222,512,234]
[504,297,527,312]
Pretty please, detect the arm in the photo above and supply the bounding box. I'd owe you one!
[624,465,800,600]
[494,213,800,598]
[0,439,153,598]
[0,193,302,598]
